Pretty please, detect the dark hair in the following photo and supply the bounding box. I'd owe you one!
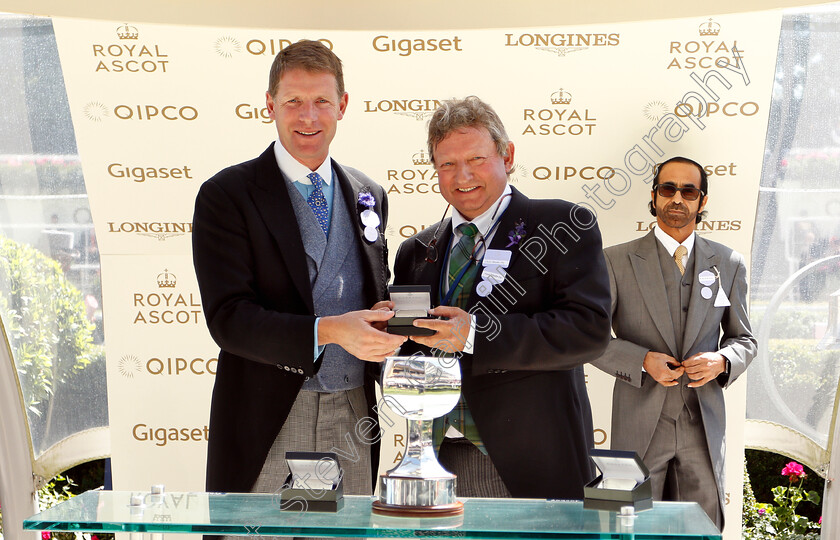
[267,40,344,98]
[648,156,708,223]
[427,96,511,166]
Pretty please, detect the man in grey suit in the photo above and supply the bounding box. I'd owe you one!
[592,156,756,530]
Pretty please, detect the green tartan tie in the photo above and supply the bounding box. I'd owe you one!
[447,223,480,307]
[435,222,487,454]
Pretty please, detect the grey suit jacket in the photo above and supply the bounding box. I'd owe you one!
[592,229,756,513]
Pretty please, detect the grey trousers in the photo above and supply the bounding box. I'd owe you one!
[437,437,511,498]
[644,407,723,530]
[225,386,372,539]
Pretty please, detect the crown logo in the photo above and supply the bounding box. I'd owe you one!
[117,23,139,40]
[699,19,720,36]
[157,269,176,288]
[412,150,431,166]
[550,89,572,105]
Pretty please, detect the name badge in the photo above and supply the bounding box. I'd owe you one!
[698,270,715,286]
[482,265,506,285]
[483,249,512,268]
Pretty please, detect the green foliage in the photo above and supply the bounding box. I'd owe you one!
[0,464,114,540]
[0,235,100,418]
[766,338,840,416]
[746,450,825,523]
[744,455,822,539]
[758,307,821,339]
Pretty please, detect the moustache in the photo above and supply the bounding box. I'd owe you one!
[664,204,688,214]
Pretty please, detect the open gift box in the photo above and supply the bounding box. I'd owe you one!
[583,449,653,512]
[387,285,436,337]
[280,451,344,512]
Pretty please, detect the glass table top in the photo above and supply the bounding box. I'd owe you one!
[24,491,721,539]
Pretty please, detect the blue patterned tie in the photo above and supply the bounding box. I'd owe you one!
[307,172,329,236]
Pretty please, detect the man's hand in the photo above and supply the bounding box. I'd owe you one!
[683,352,727,388]
[411,306,471,353]
[370,300,395,331]
[318,310,406,362]
[643,352,684,387]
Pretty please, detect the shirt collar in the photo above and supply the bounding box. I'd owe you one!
[654,225,695,257]
[451,183,513,238]
[272,139,333,185]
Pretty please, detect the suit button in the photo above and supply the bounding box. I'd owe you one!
[344,375,350,383]
[683,306,688,312]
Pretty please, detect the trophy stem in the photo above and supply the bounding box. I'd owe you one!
[375,356,463,516]
[375,418,460,513]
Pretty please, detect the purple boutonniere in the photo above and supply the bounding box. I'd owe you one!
[358,191,376,209]
[506,219,527,247]
[358,190,380,242]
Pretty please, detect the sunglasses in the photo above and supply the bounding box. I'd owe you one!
[653,184,705,201]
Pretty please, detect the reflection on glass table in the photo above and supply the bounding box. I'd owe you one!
[24,490,721,539]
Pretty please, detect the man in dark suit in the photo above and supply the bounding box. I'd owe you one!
[392,96,611,499]
[592,157,756,530]
[192,40,406,498]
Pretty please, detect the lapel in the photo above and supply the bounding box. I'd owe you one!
[682,235,721,356]
[251,143,314,313]
[463,186,531,308]
[416,217,453,305]
[629,231,679,357]
[332,159,388,300]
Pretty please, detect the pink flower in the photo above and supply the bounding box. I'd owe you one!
[781,461,806,482]
[41,532,51,540]
[758,508,766,515]
[819,516,823,524]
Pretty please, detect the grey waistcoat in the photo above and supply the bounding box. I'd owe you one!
[286,169,367,392]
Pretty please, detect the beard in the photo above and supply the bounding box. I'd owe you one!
[657,201,697,229]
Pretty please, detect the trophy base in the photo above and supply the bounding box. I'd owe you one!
[372,500,464,517]
[376,474,461,515]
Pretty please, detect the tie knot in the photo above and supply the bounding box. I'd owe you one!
[308,172,323,189]
[457,223,479,239]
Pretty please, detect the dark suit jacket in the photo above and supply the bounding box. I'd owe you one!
[192,143,388,493]
[392,186,611,499]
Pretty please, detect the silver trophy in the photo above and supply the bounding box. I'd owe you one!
[373,355,463,516]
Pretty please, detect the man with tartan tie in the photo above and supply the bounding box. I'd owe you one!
[392,96,612,498]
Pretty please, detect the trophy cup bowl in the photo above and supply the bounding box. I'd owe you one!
[373,355,463,516]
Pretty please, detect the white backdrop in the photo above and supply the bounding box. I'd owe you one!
[51,10,782,537]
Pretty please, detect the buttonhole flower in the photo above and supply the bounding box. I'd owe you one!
[506,219,527,248]
[358,191,375,209]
